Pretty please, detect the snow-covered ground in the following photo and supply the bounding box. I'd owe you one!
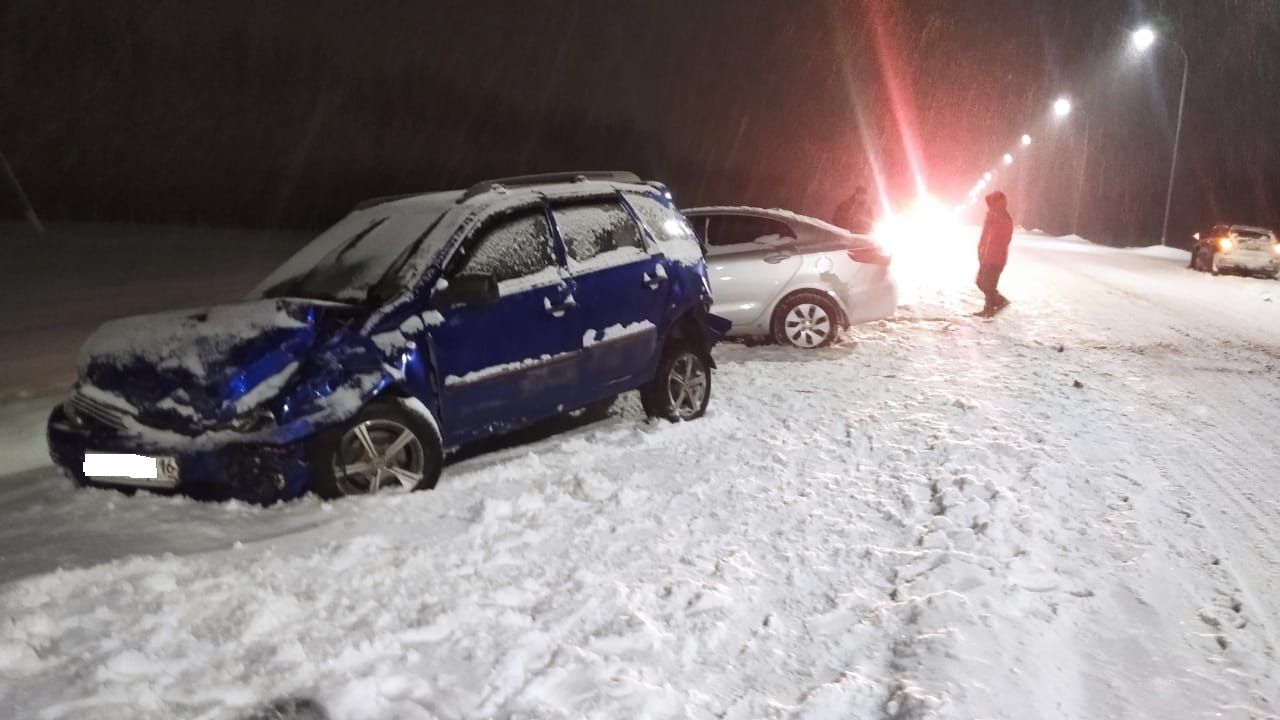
[2,230,1279,719]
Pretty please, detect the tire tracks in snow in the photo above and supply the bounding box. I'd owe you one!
[1014,245,1280,714]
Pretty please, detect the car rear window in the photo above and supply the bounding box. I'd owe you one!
[1233,229,1270,240]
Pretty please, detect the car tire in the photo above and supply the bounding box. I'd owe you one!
[308,399,443,499]
[771,291,842,349]
[641,341,711,422]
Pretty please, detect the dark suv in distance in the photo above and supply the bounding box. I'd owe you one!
[49,172,729,502]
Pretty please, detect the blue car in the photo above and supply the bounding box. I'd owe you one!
[48,172,729,502]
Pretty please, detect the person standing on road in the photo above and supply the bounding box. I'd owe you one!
[833,185,873,234]
[976,191,1014,316]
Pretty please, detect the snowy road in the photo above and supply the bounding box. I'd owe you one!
[2,233,1278,719]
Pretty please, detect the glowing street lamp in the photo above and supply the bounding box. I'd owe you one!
[983,172,992,182]
[1002,153,1014,165]
[1053,97,1072,118]
[1131,26,1156,51]
[1020,134,1032,147]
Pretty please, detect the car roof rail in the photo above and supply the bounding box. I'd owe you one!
[351,192,426,212]
[459,171,643,202]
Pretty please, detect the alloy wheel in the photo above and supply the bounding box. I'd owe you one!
[665,352,708,420]
[784,303,832,348]
[332,419,426,495]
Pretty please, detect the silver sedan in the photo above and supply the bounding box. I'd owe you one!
[684,206,897,348]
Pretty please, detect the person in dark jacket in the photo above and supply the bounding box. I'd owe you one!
[833,185,873,234]
[976,191,1014,316]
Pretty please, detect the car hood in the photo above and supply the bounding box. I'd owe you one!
[77,297,360,432]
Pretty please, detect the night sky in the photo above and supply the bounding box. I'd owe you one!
[2,0,1278,245]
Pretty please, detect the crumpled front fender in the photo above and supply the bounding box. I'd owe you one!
[271,328,395,442]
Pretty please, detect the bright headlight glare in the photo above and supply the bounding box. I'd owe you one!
[1217,237,1233,252]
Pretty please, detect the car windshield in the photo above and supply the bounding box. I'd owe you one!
[254,201,454,303]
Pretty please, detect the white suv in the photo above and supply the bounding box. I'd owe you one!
[1191,224,1280,279]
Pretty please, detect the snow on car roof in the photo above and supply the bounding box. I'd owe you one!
[683,205,873,241]
[429,178,660,251]
[1228,224,1275,235]
[253,180,663,301]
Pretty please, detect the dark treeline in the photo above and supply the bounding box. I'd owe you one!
[2,0,1278,244]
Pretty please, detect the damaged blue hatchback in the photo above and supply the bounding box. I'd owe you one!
[48,172,729,502]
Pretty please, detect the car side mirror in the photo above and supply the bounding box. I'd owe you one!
[430,273,499,309]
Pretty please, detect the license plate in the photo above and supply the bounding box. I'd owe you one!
[83,453,180,488]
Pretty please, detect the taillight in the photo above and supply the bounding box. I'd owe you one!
[847,247,890,265]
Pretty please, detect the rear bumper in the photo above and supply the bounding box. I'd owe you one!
[838,268,899,325]
[47,406,311,503]
[1217,251,1279,273]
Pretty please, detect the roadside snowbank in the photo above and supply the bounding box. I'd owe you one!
[1127,245,1193,261]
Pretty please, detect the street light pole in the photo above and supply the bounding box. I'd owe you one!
[0,149,44,234]
[1052,96,1091,237]
[1159,42,1189,247]
[1072,111,1091,237]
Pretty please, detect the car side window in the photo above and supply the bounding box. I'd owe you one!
[626,194,704,261]
[553,201,645,263]
[707,215,795,247]
[457,210,556,282]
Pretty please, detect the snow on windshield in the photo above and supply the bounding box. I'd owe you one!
[251,193,459,302]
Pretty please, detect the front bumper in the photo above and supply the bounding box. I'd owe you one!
[47,405,312,503]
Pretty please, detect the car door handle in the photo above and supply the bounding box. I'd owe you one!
[763,253,793,264]
[543,294,576,317]
[643,265,667,289]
